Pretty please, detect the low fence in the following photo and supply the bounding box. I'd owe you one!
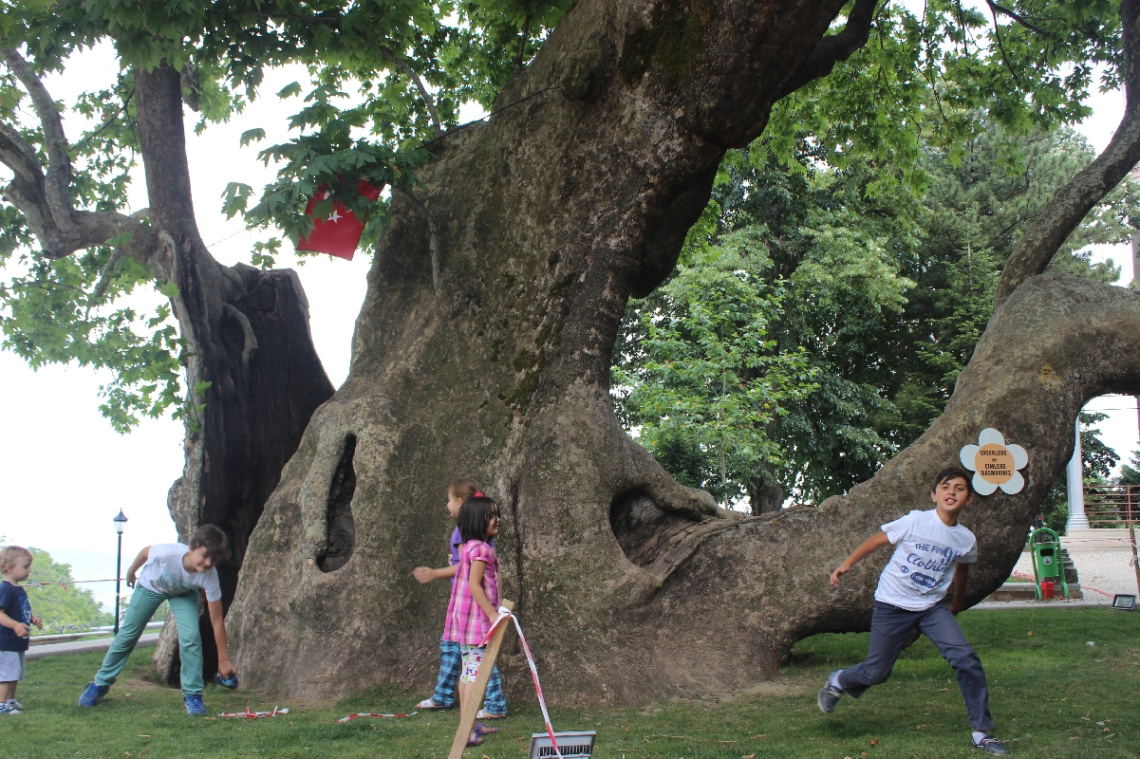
[29,621,164,646]
[1083,485,1139,528]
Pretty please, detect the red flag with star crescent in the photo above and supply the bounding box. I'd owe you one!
[297,180,382,260]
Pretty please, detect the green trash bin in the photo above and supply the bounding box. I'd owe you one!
[1029,527,1069,600]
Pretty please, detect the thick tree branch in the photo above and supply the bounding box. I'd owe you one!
[0,46,73,218]
[775,0,880,99]
[0,49,156,262]
[994,0,1140,308]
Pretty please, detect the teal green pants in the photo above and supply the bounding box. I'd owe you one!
[94,587,205,696]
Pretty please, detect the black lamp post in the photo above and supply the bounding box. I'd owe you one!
[113,510,128,634]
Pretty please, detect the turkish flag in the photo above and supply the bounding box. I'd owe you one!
[296,180,383,260]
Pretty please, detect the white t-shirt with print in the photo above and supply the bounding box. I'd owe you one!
[137,544,222,602]
[874,509,978,611]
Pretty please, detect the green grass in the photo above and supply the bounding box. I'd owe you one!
[3,608,1137,758]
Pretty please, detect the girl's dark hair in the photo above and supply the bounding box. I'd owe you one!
[457,496,499,543]
[189,524,231,563]
[932,466,974,494]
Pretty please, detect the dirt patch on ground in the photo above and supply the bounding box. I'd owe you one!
[117,676,169,694]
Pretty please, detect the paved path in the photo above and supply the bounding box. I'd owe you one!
[26,633,159,659]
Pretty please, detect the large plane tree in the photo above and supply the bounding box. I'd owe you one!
[4,0,1140,702]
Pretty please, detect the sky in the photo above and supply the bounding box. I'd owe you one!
[1,41,1137,611]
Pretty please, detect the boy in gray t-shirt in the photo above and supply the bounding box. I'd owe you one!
[817,467,1008,756]
[77,525,236,716]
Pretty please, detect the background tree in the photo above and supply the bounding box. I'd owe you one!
[1119,449,1140,485]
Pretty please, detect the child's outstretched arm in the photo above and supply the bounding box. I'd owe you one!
[830,531,891,588]
[948,562,969,615]
[125,546,151,587]
[208,599,237,677]
[467,561,499,623]
[412,565,458,584]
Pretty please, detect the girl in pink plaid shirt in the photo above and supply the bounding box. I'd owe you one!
[444,494,502,747]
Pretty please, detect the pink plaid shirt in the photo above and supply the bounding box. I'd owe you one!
[444,540,499,645]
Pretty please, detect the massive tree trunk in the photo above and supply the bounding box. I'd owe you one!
[228,0,1140,704]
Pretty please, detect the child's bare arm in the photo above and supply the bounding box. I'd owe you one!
[467,561,499,623]
[125,546,151,587]
[0,610,29,638]
[949,563,969,614]
[208,599,236,676]
[830,531,891,587]
[413,564,458,584]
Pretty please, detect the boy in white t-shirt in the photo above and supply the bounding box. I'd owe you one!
[77,525,237,716]
[818,467,1008,756]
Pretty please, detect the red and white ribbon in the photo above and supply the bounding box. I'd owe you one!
[218,706,288,718]
[336,711,416,723]
[481,608,563,759]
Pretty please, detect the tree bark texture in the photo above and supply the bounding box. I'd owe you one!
[228,0,1140,705]
[119,65,336,684]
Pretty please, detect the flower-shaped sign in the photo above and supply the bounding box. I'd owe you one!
[959,429,1028,495]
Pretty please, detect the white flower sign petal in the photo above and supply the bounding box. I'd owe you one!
[959,428,1027,495]
[959,444,980,470]
[972,474,999,496]
[1000,471,1025,495]
[978,428,1005,446]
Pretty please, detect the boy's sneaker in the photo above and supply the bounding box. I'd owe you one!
[817,670,844,714]
[77,682,110,707]
[0,703,19,715]
[5,699,22,710]
[183,693,206,716]
[973,734,1009,755]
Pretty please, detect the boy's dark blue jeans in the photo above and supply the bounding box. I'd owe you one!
[836,600,994,732]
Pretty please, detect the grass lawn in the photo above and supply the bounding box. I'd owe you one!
[2,607,1136,758]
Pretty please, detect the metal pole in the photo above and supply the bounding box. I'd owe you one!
[114,531,123,634]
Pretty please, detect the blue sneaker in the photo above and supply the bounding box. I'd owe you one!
[0,703,20,715]
[973,734,1010,755]
[183,693,206,716]
[78,683,110,707]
